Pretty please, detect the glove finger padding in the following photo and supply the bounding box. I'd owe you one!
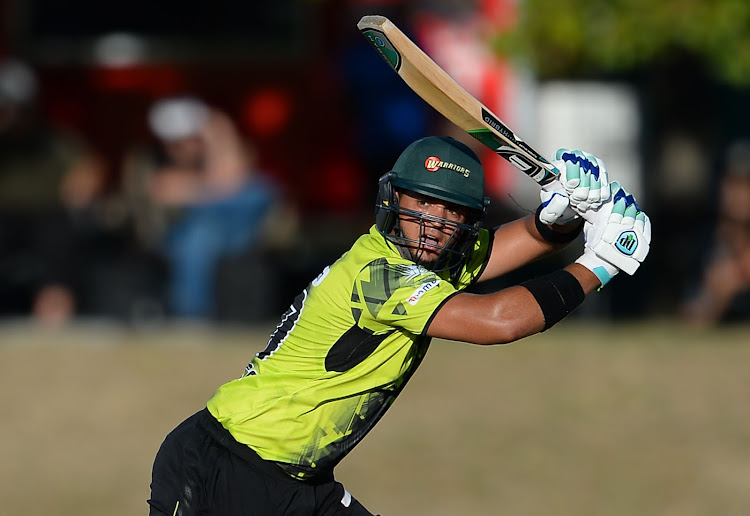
[555,148,582,189]
[589,183,651,275]
[582,152,610,206]
[554,148,611,214]
[572,158,591,200]
[634,211,651,242]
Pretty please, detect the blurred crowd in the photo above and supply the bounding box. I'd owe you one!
[1,43,749,328]
[680,141,750,326]
[0,58,302,326]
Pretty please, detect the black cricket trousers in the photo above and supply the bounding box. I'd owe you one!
[148,408,376,516]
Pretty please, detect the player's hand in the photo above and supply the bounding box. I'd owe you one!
[557,148,611,213]
[575,181,651,285]
[539,148,611,225]
[539,179,577,225]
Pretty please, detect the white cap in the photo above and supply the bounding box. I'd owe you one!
[0,59,38,106]
[147,96,209,141]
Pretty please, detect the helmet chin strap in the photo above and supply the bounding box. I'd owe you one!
[389,224,421,263]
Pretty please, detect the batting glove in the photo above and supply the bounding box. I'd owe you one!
[539,148,611,225]
[539,180,577,225]
[575,181,651,285]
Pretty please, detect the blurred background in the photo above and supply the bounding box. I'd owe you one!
[1,1,750,514]
[0,0,748,328]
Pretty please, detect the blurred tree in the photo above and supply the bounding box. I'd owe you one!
[493,0,750,85]
[482,0,750,317]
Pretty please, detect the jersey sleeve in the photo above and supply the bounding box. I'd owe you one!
[351,258,456,336]
[352,228,491,336]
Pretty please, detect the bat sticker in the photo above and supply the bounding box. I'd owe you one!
[360,29,402,71]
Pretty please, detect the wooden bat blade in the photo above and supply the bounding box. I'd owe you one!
[357,15,559,186]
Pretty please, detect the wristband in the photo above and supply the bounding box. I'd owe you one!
[521,270,585,331]
[534,205,583,244]
[575,251,619,287]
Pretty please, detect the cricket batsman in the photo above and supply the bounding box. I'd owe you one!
[148,136,651,515]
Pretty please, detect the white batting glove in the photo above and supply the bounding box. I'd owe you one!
[539,148,611,225]
[539,180,577,225]
[575,181,651,285]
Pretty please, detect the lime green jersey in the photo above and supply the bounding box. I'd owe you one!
[207,225,491,479]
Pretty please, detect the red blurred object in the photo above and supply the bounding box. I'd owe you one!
[90,65,186,95]
[413,1,518,198]
[316,152,365,214]
[480,0,518,30]
[242,87,293,138]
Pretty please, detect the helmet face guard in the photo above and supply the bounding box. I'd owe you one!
[374,136,489,281]
[375,176,484,281]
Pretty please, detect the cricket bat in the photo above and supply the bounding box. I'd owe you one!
[357,15,559,186]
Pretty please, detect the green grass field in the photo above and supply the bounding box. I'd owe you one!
[1,319,749,516]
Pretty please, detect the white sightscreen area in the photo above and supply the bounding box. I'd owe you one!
[510,80,642,209]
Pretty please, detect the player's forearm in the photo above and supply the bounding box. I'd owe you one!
[429,263,600,346]
[479,214,582,282]
[427,286,547,345]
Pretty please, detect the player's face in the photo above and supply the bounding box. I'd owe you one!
[397,191,470,267]
[163,136,205,169]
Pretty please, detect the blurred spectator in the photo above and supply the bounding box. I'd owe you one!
[0,58,111,326]
[681,140,750,325]
[122,96,283,320]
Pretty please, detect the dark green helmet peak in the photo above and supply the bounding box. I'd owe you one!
[389,136,488,211]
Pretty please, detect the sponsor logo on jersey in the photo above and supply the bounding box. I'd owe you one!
[424,156,471,178]
[406,280,439,305]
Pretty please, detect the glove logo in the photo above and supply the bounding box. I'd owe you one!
[615,230,638,255]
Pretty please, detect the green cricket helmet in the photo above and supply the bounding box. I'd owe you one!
[375,136,490,280]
